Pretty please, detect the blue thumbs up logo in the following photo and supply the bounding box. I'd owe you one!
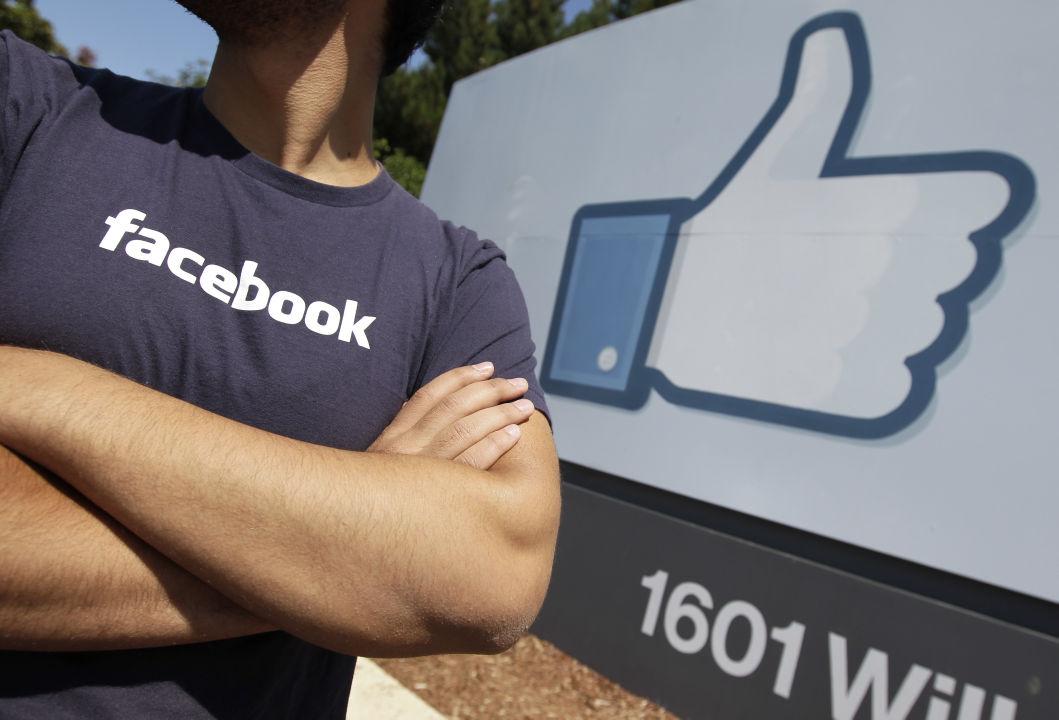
[540,11,1035,439]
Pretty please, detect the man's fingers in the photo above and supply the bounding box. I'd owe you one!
[372,361,531,458]
[388,362,496,435]
[418,376,529,437]
[454,423,523,471]
[431,398,535,459]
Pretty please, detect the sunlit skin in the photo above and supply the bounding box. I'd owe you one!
[201,0,384,186]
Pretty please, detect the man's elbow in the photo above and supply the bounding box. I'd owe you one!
[429,494,559,657]
[456,550,556,655]
[319,530,556,658]
[471,449,561,653]
[472,489,559,652]
[329,442,561,658]
[348,563,549,657]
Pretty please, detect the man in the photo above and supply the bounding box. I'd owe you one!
[0,0,560,717]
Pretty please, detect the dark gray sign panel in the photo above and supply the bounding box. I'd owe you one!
[533,467,1059,720]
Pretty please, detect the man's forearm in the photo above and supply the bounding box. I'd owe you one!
[0,347,560,657]
[0,446,272,651]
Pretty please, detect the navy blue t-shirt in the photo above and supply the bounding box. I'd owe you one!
[0,30,550,719]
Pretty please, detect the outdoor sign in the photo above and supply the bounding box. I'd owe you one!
[532,477,1057,719]
[422,1,1059,717]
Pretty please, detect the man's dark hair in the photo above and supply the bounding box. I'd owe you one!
[380,0,445,75]
[173,0,445,76]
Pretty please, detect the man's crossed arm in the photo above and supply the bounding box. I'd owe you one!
[0,346,560,656]
[0,446,274,650]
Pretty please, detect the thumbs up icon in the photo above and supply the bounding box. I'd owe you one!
[540,11,1035,439]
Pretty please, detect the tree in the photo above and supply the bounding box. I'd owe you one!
[373,138,427,197]
[0,0,66,55]
[375,64,447,167]
[560,0,615,39]
[146,59,211,88]
[423,0,504,94]
[493,0,564,60]
[612,0,681,20]
[74,45,96,67]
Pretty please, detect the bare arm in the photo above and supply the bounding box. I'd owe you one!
[0,346,561,657]
[0,445,272,650]
[0,358,541,652]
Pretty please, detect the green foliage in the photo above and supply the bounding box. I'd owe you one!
[494,0,564,59]
[145,59,211,88]
[379,0,678,181]
[612,0,681,20]
[560,0,613,39]
[424,0,504,94]
[0,0,66,55]
[376,64,447,164]
[373,138,428,197]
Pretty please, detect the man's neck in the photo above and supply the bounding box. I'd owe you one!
[201,10,382,188]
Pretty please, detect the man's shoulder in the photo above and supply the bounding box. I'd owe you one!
[393,178,508,266]
[382,178,506,273]
[1,29,64,69]
[0,29,184,137]
[1,29,80,106]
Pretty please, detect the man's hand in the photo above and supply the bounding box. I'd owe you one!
[368,361,535,469]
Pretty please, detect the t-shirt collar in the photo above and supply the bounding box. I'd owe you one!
[188,87,395,207]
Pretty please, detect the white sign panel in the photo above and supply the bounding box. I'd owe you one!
[422,1,1058,603]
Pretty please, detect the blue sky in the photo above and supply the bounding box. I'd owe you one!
[36,0,594,81]
[37,0,219,80]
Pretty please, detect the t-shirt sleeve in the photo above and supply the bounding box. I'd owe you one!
[0,30,74,199]
[415,223,553,431]
[0,29,14,193]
